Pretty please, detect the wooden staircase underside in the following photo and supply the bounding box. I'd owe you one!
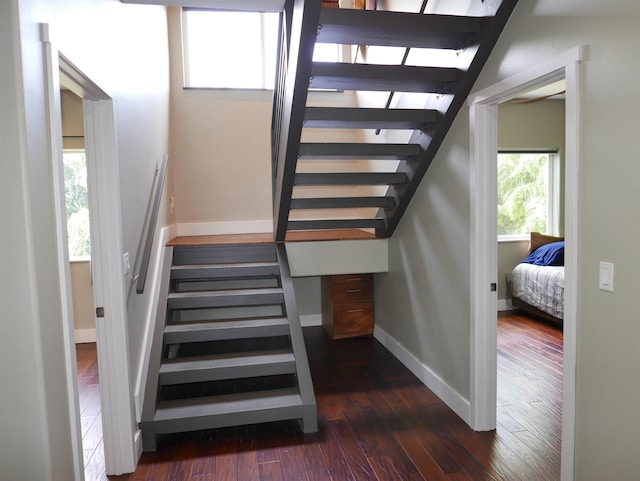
[271,0,519,241]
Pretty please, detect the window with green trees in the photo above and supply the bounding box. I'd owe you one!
[497,151,558,239]
[64,150,91,258]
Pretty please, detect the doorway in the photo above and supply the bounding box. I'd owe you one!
[469,46,584,481]
[43,27,138,478]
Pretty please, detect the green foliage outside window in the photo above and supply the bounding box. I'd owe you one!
[497,152,549,236]
[64,150,91,258]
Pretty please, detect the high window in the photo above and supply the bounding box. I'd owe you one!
[182,10,280,89]
[497,150,559,240]
[181,9,341,90]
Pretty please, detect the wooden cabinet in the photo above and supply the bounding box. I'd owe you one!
[322,274,374,339]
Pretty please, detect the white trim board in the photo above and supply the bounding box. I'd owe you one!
[374,326,470,424]
[75,329,97,344]
[46,29,139,476]
[300,314,322,328]
[468,46,584,481]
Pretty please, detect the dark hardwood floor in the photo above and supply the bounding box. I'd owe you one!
[77,311,562,481]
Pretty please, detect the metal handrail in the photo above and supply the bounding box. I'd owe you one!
[135,154,169,294]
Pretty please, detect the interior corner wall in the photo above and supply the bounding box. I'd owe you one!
[377,1,640,479]
[1,0,170,478]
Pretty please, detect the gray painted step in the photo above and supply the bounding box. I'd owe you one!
[290,196,396,210]
[158,349,296,386]
[152,388,304,435]
[295,172,408,186]
[172,243,276,266]
[163,317,290,344]
[310,62,459,93]
[171,262,280,281]
[167,287,284,310]
[317,8,484,50]
[303,107,438,130]
[298,142,422,160]
[288,219,386,231]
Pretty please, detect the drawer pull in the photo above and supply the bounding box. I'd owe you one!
[347,309,364,313]
[346,289,363,293]
[346,278,362,282]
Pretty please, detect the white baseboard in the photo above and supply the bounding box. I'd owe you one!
[300,314,322,327]
[75,328,96,344]
[176,220,273,237]
[498,299,514,311]
[373,325,470,425]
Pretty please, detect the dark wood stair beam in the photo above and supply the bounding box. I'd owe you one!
[298,142,422,160]
[303,107,438,130]
[149,388,304,436]
[290,196,396,209]
[287,218,386,231]
[163,317,291,344]
[383,0,520,236]
[295,172,408,186]
[167,287,284,310]
[317,8,486,50]
[310,62,459,93]
[170,261,280,281]
[158,349,296,386]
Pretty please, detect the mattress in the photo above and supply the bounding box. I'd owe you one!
[512,262,565,319]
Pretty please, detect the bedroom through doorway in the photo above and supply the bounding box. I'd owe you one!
[495,82,567,480]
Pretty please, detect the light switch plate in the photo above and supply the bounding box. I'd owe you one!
[599,261,614,292]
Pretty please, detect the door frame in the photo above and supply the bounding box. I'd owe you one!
[468,46,584,481]
[42,25,137,477]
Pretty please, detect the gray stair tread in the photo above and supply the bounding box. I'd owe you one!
[171,262,280,279]
[317,8,484,50]
[154,388,303,423]
[167,287,285,309]
[164,317,290,343]
[298,142,422,160]
[310,62,458,93]
[169,287,283,299]
[159,349,295,375]
[303,107,438,130]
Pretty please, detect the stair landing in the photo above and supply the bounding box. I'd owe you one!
[167,229,377,247]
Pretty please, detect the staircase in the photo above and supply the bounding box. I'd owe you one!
[140,242,317,451]
[272,0,519,240]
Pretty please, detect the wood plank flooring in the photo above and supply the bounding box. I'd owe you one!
[78,311,562,481]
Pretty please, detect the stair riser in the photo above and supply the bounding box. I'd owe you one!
[173,244,276,265]
[171,265,280,281]
[159,361,297,386]
[167,293,284,311]
[152,405,305,436]
[163,324,291,344]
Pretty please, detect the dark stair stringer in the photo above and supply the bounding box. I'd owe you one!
[271,0,519,240]
[140,242,317,451]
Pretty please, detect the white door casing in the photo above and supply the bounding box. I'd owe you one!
[468,45,584,481]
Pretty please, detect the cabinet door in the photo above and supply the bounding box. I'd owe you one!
[332,302,374,339]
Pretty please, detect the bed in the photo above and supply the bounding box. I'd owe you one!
[510,232,565,327]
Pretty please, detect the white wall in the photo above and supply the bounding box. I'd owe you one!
[0,0,170,479]
[377,1,640,479]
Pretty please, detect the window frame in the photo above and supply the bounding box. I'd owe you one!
[497,149,560,242]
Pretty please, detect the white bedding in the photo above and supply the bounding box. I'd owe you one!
[512,263,565,319]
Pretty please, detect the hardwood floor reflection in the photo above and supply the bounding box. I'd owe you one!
[77,312,562,480]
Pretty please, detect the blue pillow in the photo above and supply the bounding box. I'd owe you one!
[523,241,565,266]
